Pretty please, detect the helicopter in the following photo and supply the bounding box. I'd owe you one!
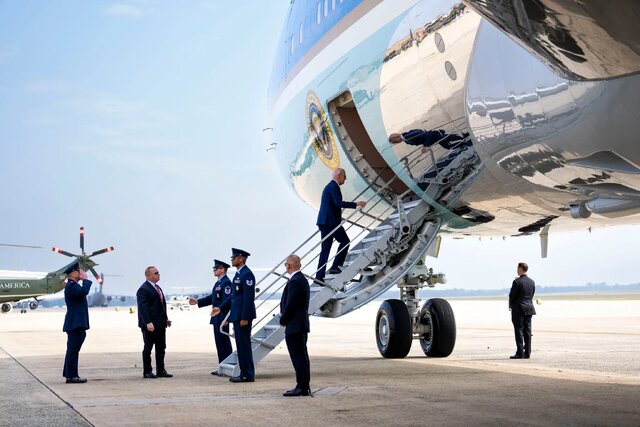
[0,227,114,313]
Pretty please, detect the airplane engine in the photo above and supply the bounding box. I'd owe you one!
[29,300,39,310]
[1,303,13,313]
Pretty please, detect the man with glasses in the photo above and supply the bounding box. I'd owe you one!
[137,266,173,379]
[189,259,233,375]
[316,168,367,282]
[214,248,256,382]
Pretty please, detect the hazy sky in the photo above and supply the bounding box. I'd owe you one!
[1,1,639,298]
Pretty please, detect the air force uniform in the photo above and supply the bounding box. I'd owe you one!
[62,263,92,380]
[220,248,256,381]
[197,259,233,364]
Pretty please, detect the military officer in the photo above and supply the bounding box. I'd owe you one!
[62,262,92,384]
[189,259,233,375]
[214,248,256,382]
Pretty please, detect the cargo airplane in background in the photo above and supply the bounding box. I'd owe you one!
[214,0,640,376]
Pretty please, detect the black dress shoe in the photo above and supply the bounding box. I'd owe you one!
[211,371,220,376]
[66,377,87,384]
[229,376,255,383]
[143,372,157,379]
[510,354,523,359]
[157,370,173,378]
[328,267,342,275]
[283,388,303,397]
[524,355,530,359]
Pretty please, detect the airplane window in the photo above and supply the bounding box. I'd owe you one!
[290,34,294,55]
[299,23,304,45]
[317,2,321,24]
[324,0,329,18]
[332,0,336,11]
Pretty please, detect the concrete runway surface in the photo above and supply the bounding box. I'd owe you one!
[1,298,639,426]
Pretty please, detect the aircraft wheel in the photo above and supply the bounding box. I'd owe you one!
[29,300,39,310]
[375,299,412,358]
[419,298,456,357]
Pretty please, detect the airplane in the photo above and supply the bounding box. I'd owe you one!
[212,0,640,376]
[0,227,115,314]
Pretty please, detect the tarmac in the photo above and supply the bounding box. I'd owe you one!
[1,298,639,426]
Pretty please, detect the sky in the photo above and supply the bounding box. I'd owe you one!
[1,1,639,298]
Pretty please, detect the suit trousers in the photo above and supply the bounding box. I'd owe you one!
[63,329,86,378]
[317,224,350,279]
[285,332,310,390]
[142,328,166,374]
[213,321,232,364]
[233,321,255,379]
[512,312,533,357]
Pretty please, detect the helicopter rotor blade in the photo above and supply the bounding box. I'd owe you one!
[0,243,42,249]
[89,266,103,284]
[52,247,77,257]
[80,227,85,254]
[90,246,115,257]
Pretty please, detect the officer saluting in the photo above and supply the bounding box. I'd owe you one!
[189,259,233,375]
[214,248,256,383]
[62,262,92,384]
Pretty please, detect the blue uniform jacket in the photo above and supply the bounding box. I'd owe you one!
[197,275,232,325]
[63,279,92,332]
[136,280,169,330]
[220,266,257,323]
[316,180,357,227]
[279,272,310,335]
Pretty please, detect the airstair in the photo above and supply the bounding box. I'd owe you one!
[218,136,483,377]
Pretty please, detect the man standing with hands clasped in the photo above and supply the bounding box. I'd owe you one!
[280,255,311,397]
[509,262,536,359]
[137,266,173,378]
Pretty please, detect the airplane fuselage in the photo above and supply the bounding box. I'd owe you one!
[267,0,640,238]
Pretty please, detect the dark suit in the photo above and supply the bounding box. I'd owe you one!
[62,279,92,379]
[280,271,311,391]
[509,274,537,357]
[220,265,256,379]
[137,280,169,374]
[197,275,233,363]
[316,180,357,279]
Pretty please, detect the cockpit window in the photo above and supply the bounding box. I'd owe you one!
[324,0,329,18]
[332,0,336,11]
[299,23,304,45]
[316,2,322,25]
[290,34,294,55]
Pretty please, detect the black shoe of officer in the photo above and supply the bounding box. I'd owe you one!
[157,370,173,378]
[328,267,342,275]
[230,376,254,383]
[143,372,157,379]
[510,354,523,359]
[211,371,220,376]
[283,387,303,397]
[66,377,87,384]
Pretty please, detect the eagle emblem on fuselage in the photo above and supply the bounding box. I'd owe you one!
[306,91,340,169]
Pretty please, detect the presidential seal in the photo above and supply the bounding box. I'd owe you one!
[306,91,340,169]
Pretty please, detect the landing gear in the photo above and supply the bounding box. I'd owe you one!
[374,261,456,358]
[375,299,412,358]
[419,298,456,357]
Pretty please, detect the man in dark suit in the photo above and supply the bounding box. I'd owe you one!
[188,259,233,375]
[214,248,256,383]
[62,262,91,384]
[509,262,536,359]
[316,168,367,281]
[136,266,173,378]
[280,255,311,397]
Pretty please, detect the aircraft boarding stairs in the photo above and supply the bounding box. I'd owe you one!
[218,137,482,377]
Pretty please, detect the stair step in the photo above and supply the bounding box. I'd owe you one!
[263,324,279,331]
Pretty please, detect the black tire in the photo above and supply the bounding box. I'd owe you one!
[419,298,456,357]
[375,299,412,358]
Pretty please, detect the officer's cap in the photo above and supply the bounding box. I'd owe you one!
[64,262,80,275]
[231,248,250,258]
[213,259,230,269]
